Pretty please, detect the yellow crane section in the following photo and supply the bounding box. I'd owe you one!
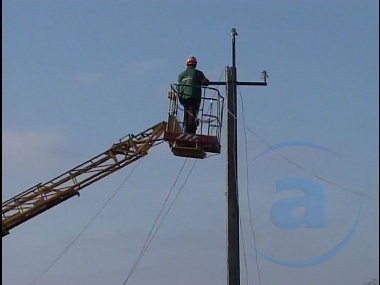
[2,84,225,238]
[2,121,167,237]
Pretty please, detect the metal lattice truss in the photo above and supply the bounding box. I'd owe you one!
[2,121,167,237]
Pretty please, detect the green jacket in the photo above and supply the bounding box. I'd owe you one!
[178,67,207,102]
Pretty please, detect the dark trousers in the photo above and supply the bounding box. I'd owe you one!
[180,98,200,134]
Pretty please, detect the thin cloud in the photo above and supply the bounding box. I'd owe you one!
[123,59,165,75]
[75,72,101,85]
[2,130,70,173]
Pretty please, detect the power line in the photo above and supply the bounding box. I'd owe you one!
[122,158,198,284]
[28,156,146,285]
[239,92,262,285]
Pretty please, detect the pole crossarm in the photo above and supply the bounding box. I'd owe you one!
[209,81,267,86]
[235,81,267,86]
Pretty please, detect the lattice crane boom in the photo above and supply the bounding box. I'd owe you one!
[2,121,167,237]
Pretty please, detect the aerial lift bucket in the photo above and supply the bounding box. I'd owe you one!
[164,84,224,159]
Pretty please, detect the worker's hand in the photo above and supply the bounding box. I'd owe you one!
[202,78,210,86]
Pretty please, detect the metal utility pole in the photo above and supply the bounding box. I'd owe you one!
[209,28,267,285]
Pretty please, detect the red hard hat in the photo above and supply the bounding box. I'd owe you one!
[186,56,197,65]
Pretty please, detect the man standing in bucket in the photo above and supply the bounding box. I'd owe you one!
[178,56,209,134]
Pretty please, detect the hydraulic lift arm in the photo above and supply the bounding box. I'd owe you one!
[2,121,167,237]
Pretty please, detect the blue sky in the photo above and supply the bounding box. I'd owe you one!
[2,1,379,285]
